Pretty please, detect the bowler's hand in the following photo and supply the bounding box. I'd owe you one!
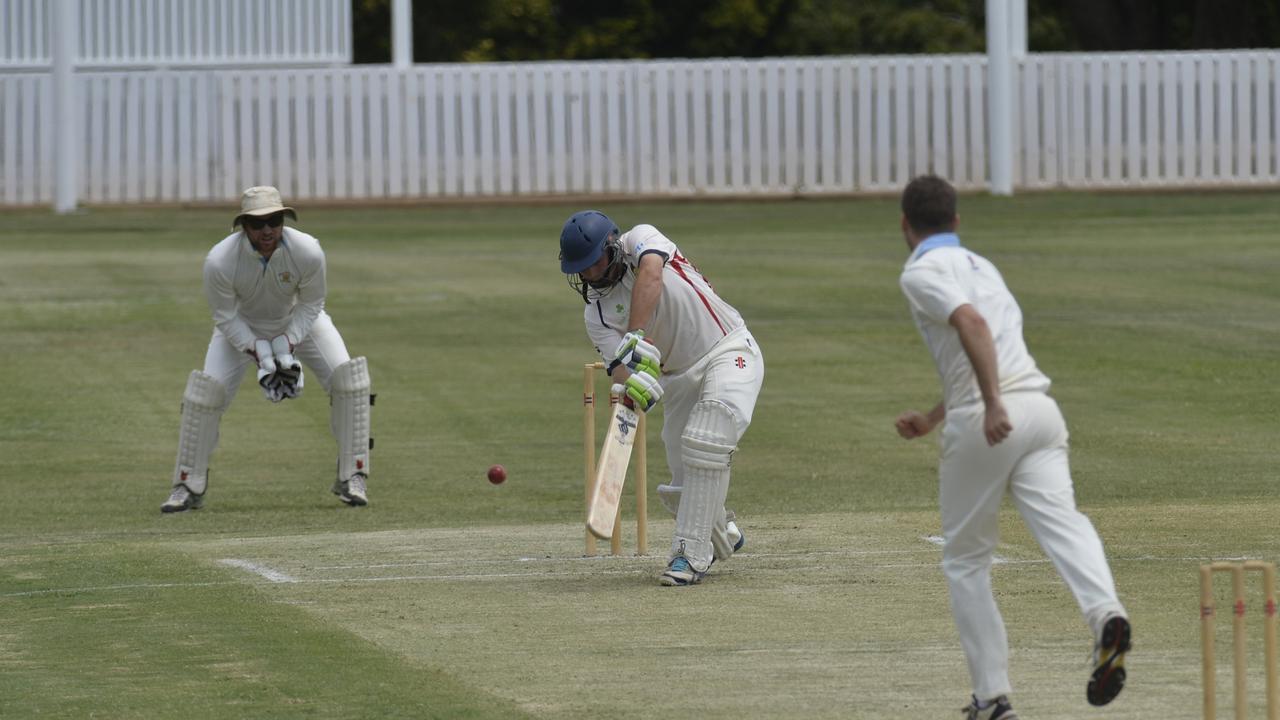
[895,410,934,439]
[983,400,1012,446]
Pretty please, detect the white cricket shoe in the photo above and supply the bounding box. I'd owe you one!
[726,514,745,553]
[960,695,1018,720]
[161,485,203,513]
[332,473,368,506]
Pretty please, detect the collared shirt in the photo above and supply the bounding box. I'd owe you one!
[909,231,961,261]
[899,237,1050,410]
[203,226,327,351]
[583,224,746,375]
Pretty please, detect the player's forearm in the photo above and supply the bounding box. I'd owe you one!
[206,294,256,350]
[926,401,946,427]
[951,306,1002,405]
[284,302,322,347]
[627,257,663,331]
[283,274,325,345]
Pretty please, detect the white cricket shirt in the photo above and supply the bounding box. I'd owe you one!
[584,224,745,374]
[203,226,327,352]
[899,238,1050,410]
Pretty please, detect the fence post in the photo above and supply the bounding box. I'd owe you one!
[52,0,79,213]
[392,0,412,69]
[986,0,1014,195]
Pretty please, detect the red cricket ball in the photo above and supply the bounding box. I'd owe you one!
[487,464,507,484]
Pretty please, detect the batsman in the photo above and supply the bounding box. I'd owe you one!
[560,210,764,586]
[161,186,373,512]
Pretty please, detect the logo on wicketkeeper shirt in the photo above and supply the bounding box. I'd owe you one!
[278,271,293,284]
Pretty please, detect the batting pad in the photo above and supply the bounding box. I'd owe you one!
[656,482,682,515]
[172,370,226,495]
[674,400,737,571]
[330,356,372,481]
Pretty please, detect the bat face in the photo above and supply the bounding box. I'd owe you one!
[587,402,640,540]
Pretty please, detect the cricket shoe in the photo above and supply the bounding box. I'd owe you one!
[960,695,1018,720]
[161,485,203,513]
[724,508,746,553]
[659,557,706,586]
[332,473,369,506]
[1087,614,1131,706]
[727,519,745,553]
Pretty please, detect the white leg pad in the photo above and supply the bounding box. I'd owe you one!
[330,356,372,481]
[672,401,737,572]
[172,370,226,495]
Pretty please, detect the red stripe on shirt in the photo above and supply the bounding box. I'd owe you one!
[669,255,727,336]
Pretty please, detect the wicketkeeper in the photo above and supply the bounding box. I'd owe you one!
[162,186,373,512]
[560,210,764,586]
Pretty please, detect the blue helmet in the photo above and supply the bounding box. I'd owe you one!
[559,210,619,274]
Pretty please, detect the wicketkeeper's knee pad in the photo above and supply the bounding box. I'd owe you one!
[330,357,373,480]
[172,370,226,495]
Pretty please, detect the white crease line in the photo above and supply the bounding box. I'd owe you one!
[313,548,929,571]
[4,553,1260,598]
[219,558,297,583]
[922,535,1010,564]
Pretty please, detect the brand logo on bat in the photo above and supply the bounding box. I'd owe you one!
[616,414,636,436]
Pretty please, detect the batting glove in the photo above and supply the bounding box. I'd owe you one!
[612,371,663,413]
[609,330,662,378]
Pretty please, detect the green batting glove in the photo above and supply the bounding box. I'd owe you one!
[622,370,663,412]
[609,330,663,378]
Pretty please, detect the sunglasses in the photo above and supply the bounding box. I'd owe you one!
[244,214,284,230]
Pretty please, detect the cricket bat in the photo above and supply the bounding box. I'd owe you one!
[586,401,641,540]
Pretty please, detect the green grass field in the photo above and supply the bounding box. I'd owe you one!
[1,191,1277,719]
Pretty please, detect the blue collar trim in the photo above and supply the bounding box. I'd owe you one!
[911,233,961,261]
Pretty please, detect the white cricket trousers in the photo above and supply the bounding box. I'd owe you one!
[939,391,1125,701]
[660,328,764,565]
[202,311,351,407]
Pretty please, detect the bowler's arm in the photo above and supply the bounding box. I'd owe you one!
[949,304,1012,446]
[895,402,946,439]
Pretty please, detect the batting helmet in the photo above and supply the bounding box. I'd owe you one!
[559,210,619,274]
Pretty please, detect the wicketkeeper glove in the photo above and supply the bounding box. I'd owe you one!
[608,330,662,378]
[611,370,663,413]
[270,334,303,399]
[252,338,280,400]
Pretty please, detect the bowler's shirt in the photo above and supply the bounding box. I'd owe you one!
[203,226,327,352]
[899,237,1050,410]
[584,224,745,375]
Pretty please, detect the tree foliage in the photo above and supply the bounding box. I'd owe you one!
[352,0,1280,64]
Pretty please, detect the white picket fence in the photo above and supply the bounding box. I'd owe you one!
[0,0,351,69]
[2,51,1279,205]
